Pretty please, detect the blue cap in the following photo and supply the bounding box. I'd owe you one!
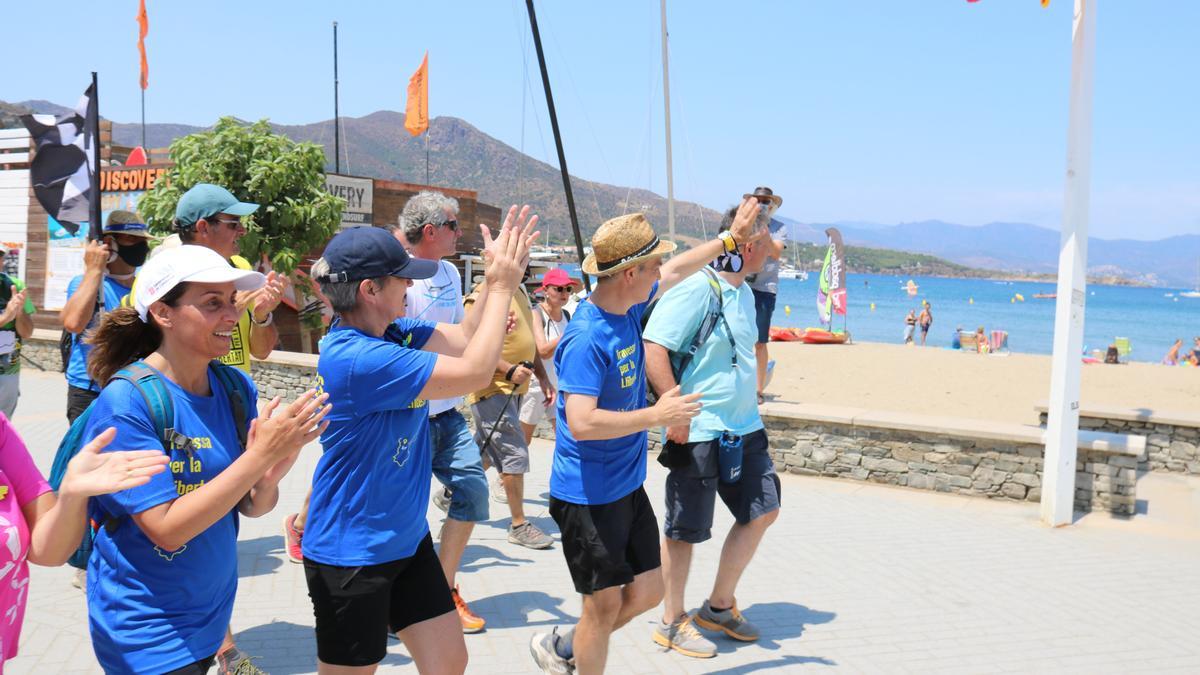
[174,183,259,229]
[320,226,438,282]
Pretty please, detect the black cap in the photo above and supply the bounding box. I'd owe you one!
[320,226,439,282]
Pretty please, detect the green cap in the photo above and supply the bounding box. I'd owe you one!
[173,183,259,230]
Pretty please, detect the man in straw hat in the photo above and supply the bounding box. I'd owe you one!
[530,198,764,674]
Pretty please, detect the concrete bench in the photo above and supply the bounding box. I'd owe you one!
[1035,401,1199,476]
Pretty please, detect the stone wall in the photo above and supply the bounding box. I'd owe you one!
[1037,406,1200,476]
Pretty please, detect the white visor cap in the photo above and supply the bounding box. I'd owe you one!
[134,245,266,322]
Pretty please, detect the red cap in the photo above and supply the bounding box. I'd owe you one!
[540,268,577,289]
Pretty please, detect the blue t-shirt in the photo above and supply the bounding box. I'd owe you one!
[644,272,763,442]
[304,319,438,566]
[65,275,134,391]
[84,366,257,674]
[551,283,657,505]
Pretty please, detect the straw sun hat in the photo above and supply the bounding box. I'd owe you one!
[581,213,677,277]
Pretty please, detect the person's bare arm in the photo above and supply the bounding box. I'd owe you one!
[564,385,700,442]
[655,198,765,300]
[61,241,110,333]
[531,308,562,360]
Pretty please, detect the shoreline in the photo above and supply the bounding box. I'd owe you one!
[764,340,1195,426]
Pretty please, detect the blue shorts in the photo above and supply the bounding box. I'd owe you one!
[429,409,489,522]
[752,289,776,344]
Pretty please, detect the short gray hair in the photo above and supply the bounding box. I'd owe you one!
[398,190,459,245]
[311,257,361,314]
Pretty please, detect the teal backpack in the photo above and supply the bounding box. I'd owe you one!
[48,360,254,570]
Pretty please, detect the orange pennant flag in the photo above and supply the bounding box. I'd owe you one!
[136,0,149,90]
[404,52,429,136]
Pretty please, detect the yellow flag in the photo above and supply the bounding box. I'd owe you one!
[405,52,429,136]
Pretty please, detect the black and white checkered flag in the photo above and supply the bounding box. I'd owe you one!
[20,83,99,238]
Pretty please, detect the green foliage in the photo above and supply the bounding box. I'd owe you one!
[138,117,343,275]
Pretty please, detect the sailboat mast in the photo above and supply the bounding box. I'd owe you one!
[660,0,676,243]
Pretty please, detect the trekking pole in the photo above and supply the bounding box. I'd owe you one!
[19,353,45,372]
[479,360,534,455]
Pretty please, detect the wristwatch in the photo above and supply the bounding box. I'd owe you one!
[251,311,274,327]
[718,230,739,253]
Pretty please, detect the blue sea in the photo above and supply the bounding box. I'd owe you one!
[559,265,1200,363]
[771,274,1200,363]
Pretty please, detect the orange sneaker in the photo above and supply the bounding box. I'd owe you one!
[452,586,486,633]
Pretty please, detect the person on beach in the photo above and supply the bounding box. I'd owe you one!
[521,268,577,444]
[918,302,933,346]
[744,188,786,405]
[464,267,556,550]
[61,210,154,422]
[0,413,170,671]
[0,268,35,419]
[81,245,328,674]
[903,310,917,344]
[302,210,536,673]
[642,207,780,660]
[976,326,990,354]
[529,199,763,675]
[951,325,963,350]
[1162,339,1183,365]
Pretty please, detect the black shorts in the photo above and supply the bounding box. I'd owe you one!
[66,385,99,423]
[550,486,661,595]
[303,533,455,667]
[661,429,782,544]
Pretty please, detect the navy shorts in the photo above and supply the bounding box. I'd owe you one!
[752,289,776,344]
[661,429,781,544]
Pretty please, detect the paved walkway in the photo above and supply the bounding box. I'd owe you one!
[7,369,1200,673]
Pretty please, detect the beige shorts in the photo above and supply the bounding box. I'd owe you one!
[518,377,553,427]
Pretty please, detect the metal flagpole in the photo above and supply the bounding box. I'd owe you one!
[660,0,676,243]
[525,0,591,293]
[1041,0,1097,527]
[425,131,430,185]
[333,21,341,174]
[140,89,146,149]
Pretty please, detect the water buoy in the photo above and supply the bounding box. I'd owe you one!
[784,305,791,316]
[870,303,876,311]
[969,297,974,304]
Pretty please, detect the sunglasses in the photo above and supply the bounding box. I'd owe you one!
[208,217,244,230]
[547,285,573,293]
[440,219,458,232]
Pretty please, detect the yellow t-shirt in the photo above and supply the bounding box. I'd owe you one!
[465,285,535,403]
[128,253,255,373]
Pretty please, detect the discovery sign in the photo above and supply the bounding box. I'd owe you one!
[324,174,373,228]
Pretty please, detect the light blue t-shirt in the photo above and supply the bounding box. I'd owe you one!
[84,366,257,674]
[551,283,656,505]
[644,271,762,442]
[304,319,438,566]
[65,274,134,391]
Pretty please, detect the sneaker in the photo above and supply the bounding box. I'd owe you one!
[71,568,86,590]
[491,474,508,504]
[451,586,486,633]
[216,646,266,674]
[652,613,717,659]
[694,599,759,642]
[508,522,553,550]
[529,628,574,674]
[282,513,304,564]
[433,486,453,513]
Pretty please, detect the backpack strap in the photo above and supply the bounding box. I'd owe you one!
[110,361,184,454]
[208,361,252,450]
[672,267,734,380]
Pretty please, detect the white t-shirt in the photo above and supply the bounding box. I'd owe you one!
[531,303,569,388]
[406,259,465,416]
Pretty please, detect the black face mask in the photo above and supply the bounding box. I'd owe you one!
[116,240,150,267]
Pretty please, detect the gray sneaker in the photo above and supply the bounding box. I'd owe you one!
[653,613,717,658]
[530,627,574,674]
[694,599,759,641]
[433,486,452,513]
[491,474,508,504]
[71,568,86,590]
[508,521,553,549]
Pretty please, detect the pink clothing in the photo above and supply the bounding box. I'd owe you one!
[0,414,52,667]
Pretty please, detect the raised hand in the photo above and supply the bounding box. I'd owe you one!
[729,197,769,248]
[481,204,540,291]
[254,271,287,318]
[59,427,171,499]
[246,390,331,467]
[651,385,702,428]
[0,290,26,324]
[84,239,110,273]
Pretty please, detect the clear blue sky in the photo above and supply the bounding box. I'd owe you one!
[5,1,1196,240]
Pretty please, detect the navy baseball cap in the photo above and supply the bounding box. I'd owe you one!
[174,183,259,229]
[320,226,438,282]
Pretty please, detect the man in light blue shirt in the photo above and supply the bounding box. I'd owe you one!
[642,205,782,660]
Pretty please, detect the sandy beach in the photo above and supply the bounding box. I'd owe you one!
[765,341,1198,425]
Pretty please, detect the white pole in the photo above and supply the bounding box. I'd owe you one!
[660,0,676,242]
[1041,0,1097,527]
